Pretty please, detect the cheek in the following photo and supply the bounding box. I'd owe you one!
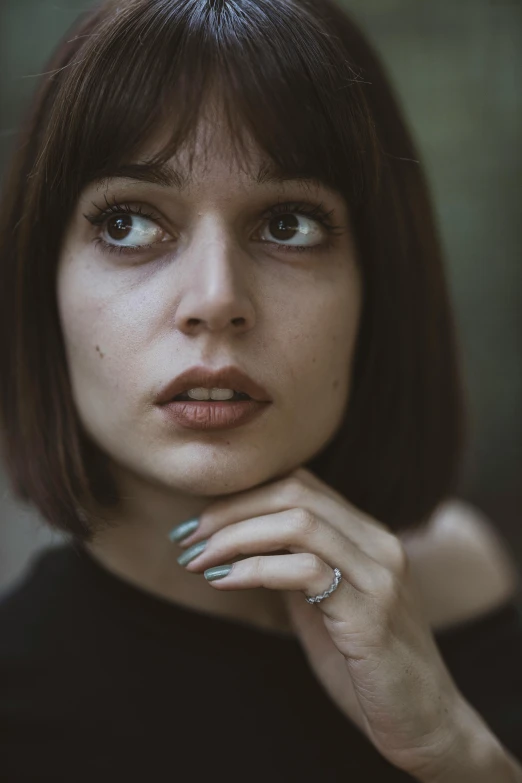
[56,260,144,406]
[288,272,362,404]
[58,275,109,371]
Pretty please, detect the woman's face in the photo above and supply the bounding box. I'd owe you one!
[56,115,362,505]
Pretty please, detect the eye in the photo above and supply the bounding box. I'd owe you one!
[103,213,165,247]
[261,213,323,248]
[256,201,344,253]
[83,199,170,256]
[82,196,345,258]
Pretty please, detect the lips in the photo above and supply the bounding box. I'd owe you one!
[155,364,272,405]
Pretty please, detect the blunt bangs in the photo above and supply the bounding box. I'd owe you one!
[42,0,380,214]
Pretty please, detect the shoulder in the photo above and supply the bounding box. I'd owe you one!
[399,499,521,632]
[0,545,86,657]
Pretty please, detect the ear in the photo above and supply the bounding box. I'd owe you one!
[400,500,521,632]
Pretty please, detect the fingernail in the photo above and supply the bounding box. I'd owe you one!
[204,565,233,581]
[176,540,208,566]
[168,518,200,543]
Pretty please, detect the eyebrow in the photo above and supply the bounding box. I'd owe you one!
[89,159,331,193]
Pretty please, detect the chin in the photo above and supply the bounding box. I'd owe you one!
[107,433,301,499]
[131,452,275,497]
[154,453,298,499]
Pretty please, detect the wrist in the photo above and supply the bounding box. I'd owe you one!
[415,698,518,783]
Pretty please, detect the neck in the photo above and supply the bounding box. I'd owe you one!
[79,465,295,637]
[83,513,294,638]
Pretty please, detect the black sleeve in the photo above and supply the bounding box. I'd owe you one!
[433,599,522,760]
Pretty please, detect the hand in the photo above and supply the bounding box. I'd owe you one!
[175,466,468,779]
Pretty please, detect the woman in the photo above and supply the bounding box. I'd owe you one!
[0,0,521,780]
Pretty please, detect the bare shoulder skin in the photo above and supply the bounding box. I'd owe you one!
[400,500,520,632]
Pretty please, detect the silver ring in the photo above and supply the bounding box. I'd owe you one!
[305,567,342,604]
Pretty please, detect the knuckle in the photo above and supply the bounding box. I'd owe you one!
[251,555,266,579]
[384,534,408,574]
[280,477,308,505]
[291,507,319,536]
[301,552,324,579]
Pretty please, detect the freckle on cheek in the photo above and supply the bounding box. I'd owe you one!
[95,345,105,358]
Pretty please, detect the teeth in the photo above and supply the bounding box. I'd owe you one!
[187,387,235,401]
[173,387,252,401]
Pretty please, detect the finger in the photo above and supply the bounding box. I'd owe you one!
[180,508,388,593]
[178,475,403,571]
[292,468,391,534]
[202,552,356,622]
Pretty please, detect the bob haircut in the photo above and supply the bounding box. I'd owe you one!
[0,0,467,543]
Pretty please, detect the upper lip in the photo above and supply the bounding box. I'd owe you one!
[155,365,272,404]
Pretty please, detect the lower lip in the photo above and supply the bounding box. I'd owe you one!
[158,400,271,430]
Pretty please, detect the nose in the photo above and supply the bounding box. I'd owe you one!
[173,224,255,336]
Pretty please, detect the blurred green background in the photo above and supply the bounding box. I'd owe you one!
[0,0,521,586]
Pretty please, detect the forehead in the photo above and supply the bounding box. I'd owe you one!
[85,108,341,200]
[89,158,332,198]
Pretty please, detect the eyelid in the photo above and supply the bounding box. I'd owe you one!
[82,196,344,257]
[83,190,341,224]
[83,198,165,228]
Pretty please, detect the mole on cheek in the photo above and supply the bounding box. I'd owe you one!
[95,345,105,358]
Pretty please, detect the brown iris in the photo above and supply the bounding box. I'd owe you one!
[270,214,299,240]
[107,215,132,241]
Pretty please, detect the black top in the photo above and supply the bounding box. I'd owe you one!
[1,543,521,783]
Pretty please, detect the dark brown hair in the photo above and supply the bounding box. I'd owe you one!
[0,0,468,542]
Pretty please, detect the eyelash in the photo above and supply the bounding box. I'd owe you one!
[83,194,344,258]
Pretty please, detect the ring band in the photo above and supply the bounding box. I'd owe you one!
[305,567,342,604]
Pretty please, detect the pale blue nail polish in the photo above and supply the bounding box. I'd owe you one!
[168,518,199,543]
[177,540,208,566]
[205,565,233,581]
